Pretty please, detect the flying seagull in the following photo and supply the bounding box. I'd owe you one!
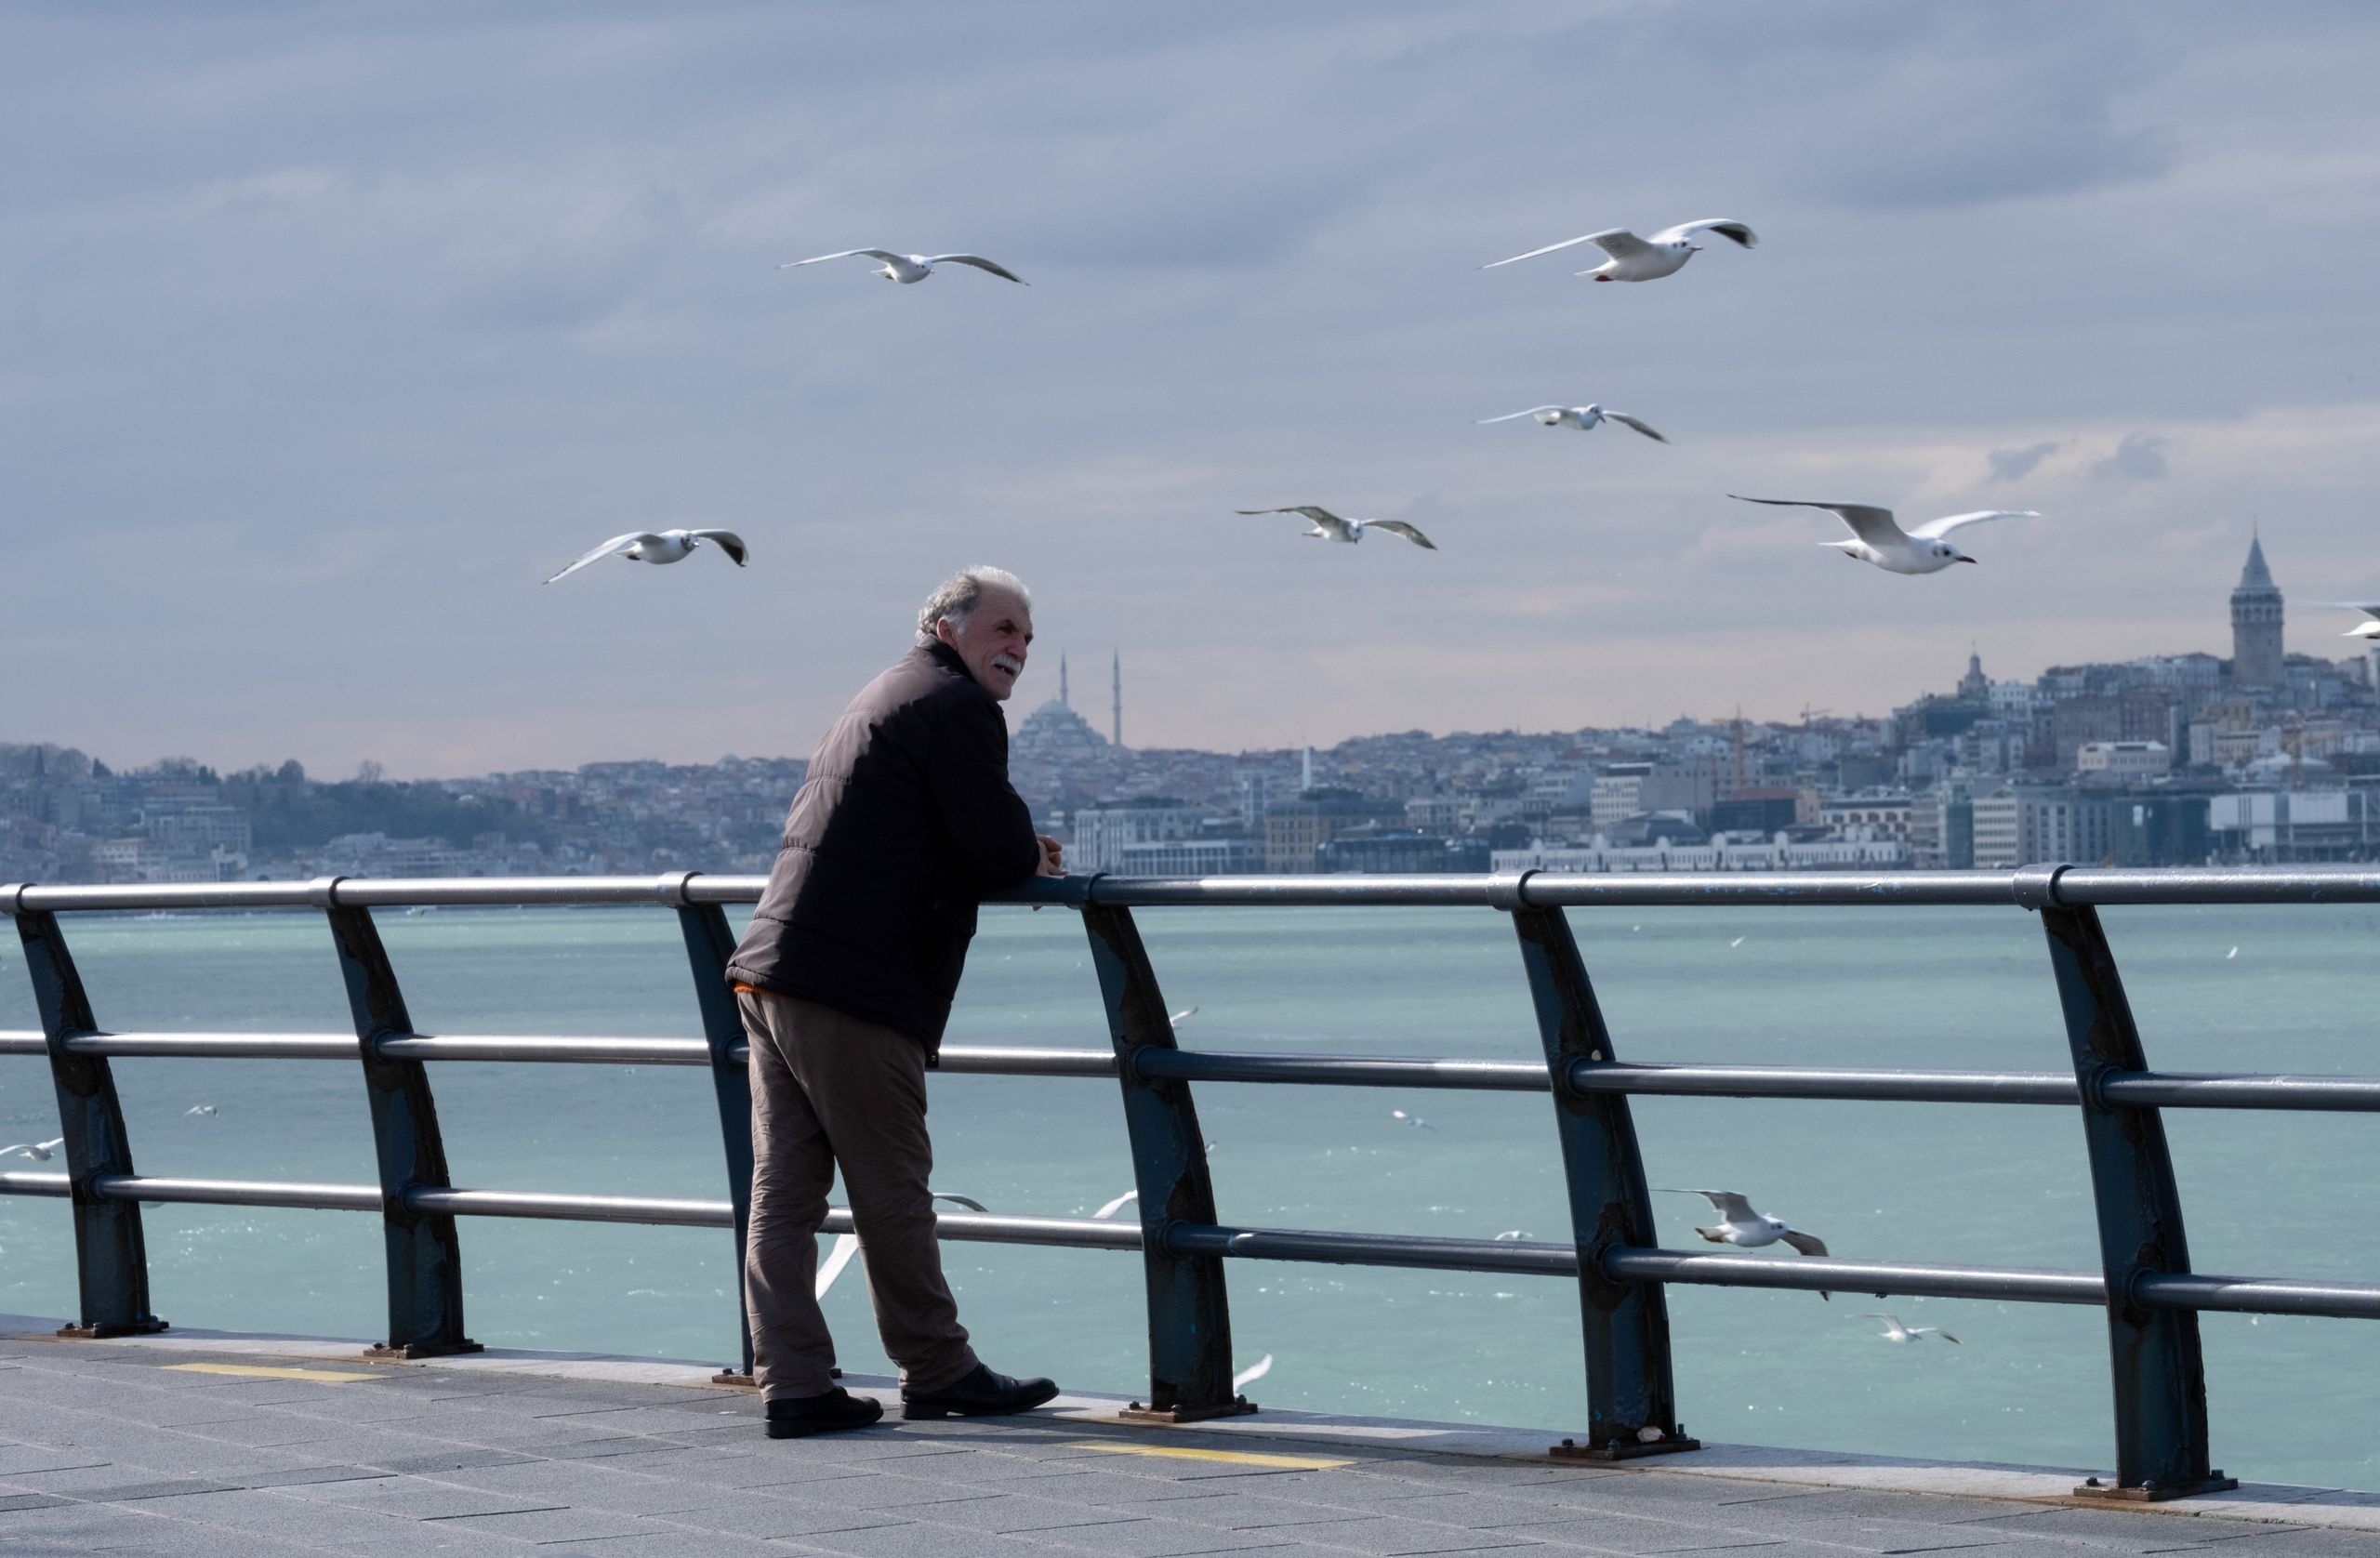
[1169,1006,1199,1028]
[1482,219,1758,283]
[1390,1109,1435,1131]
[185,1104,218,1116]
[1091,1190,1139,1221]
[2308,601,2380,640]
[782,249,1027,285]
[1859,1312,1960,1344]
[1477,404,1667,442]
[544,529,749,585]
[1728,496,2035,575]
[1659,1188,1829,1258]
[1232,1354,1273,1391]
[2,1138,64,1161]
[1236,507,1436,549]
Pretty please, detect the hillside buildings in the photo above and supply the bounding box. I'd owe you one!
[6,535,2373,883]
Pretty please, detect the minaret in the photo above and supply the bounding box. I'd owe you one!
[1957,646,1989,702]
[1111,650,1122,748]
[2229,531,2284,688]
[1059,653,1069,708]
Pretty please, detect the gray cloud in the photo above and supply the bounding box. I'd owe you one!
[2091,431,2172,482]
[1988,441,2060,482]
[2,2,2376,772]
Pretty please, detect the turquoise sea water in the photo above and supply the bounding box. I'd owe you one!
[2,900,2375,1489]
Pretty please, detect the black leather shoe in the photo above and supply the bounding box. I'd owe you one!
[901,1363,1060,1419]
[765,1387,884,1439]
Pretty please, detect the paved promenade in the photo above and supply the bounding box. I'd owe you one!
[4,1317,2374,1558]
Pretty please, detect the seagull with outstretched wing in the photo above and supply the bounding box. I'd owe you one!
[1236,506,1437,549]
[1656,1187,1831,1291]
[2308,601,2380,641]
[782,248,1027,284]
[1859,1312,1960,1344]
[544,529,749,585]
[1477,404,1666,442]
[1,1137,64,1161]
[1728,495,2034,575]
[1482,219,1757,283]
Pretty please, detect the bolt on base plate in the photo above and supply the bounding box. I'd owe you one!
[57,1317,169,1340]
[1118,1396,1259,1424]
[364,1339,483,1361]
[1551,1433,1702,1461]
[2071,1472,2238,1501]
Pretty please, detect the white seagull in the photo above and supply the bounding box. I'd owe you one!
[2308,601,2380,640]
[1659,1189,1829,1257]
[1169,1006,1199,1028]
[1859,1312,1960,1345]
[1091,1190,1139,1221]
[1482,219,1758,283]
[1232,1354,1273,1391]
[1728,496,2036,575]
[1236,507,1437,549]
[185,1104,218,1116]
[2,1138,64,1162]
[544,529,749,585]
[1391,1109,1435,1131]
[1477,404,1667,442]
[782,248,1027,285]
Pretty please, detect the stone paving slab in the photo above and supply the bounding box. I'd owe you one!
[3,1318,2377,1558]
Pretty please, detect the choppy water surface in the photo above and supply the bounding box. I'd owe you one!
[3,900,2375,1489]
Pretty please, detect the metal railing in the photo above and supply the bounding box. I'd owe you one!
[7,865,2380,1500]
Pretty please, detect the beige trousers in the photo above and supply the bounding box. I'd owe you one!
[737,989,978,1402]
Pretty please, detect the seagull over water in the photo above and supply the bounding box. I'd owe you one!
[782,248,1027,285]
[1728,496,2036,575]
[1659,1189,1829,1257]
[1859,1312,1960,1344]
[185,1105,218,1116]
[1477,404,1667,442]
[2,1138,64,1162]
[544,529,749,585]
[1236,507,1437,549]
[2308,601,2380,640]
[1482,219,1758,283]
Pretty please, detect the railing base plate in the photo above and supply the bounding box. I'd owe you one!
[1551,1433,1701,1461]
[1118,1398,1259,1424]
[710,1369,757,1389]
[57,1318,168,1340]
[364,1339,483,1361]
[2071,1472,2238,1502]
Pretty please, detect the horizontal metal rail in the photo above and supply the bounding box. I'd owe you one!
[18,1033,2380,1113]
[12,864,2380,917]
[26,1170,2380,1323]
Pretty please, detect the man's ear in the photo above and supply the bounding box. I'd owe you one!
[933,617,956,647]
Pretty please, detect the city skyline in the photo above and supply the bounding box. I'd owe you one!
[5,4,2376,777]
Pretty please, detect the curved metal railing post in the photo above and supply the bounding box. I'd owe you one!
[664,875,758,1382]
[8,891,167,1338]
[317,878,482,1358]
[1503,878,1698,1460]
[1080,891,1250,1421]
[2021,865,2235,1500]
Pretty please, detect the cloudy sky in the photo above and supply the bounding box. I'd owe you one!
[6,2,2376,777]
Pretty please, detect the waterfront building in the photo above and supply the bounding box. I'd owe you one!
[1262,787,1381,873]
[2210,789,2380,861]
[1108,836,1262,876]
[1070,798,1199,873]
[1315,829,1491,873]
[1970,787,2113,869]
[1494,837,1909,874]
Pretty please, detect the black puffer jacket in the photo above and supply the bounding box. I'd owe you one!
[725,640,1043,1052]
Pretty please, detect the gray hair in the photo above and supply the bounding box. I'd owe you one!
[916,565,1032,643]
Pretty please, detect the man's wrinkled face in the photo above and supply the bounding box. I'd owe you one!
[936,588,1033,701]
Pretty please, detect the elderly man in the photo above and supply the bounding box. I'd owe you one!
[725,565,1065,1438]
